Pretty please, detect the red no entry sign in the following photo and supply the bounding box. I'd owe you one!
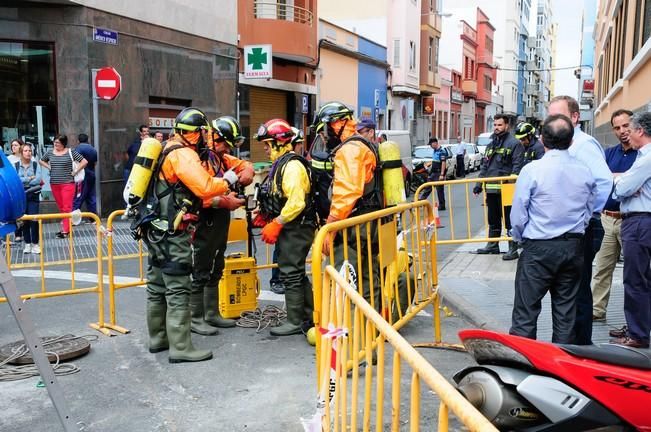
[94,67,122,100]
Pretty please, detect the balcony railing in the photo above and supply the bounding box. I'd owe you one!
[254,1,313,25]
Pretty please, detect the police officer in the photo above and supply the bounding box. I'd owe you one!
[189,116,254,335]
[419,137,447,210]
[313,102,382,310]
[473,114,521,257]
[141,108,235,363]
[513,122,544,170]
[255,119,316,335]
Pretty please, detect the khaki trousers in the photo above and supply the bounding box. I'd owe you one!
[591,214,622,318]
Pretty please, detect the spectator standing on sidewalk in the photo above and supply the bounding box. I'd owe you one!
[72,133,98,217]
[609,111,651,349]
[419,137,447,210]
[8,139,25,241]
[455,139,466,178]
[547,95,612,345]
[473,114,521,258]
[16,143,43,254]
[592,109,637,321]
[509,114,596,343]
[123,125,149,183]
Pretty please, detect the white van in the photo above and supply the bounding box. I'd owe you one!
[476,132,492,155]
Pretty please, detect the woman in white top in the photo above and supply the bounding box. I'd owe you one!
[7,139,21,165]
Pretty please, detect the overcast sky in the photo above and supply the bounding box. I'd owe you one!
[551,0,585,99]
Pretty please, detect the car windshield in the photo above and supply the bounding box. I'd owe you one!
[465,144,476,154]
[477,136,492,146]
[448,144,458,153]
[413,147,432,158]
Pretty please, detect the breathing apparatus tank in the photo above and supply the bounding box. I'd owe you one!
[123,137,164,212]
[378,140,406,206]
[0,152,26,236]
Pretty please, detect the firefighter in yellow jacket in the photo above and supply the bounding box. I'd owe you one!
[190,116,254,335]
[140,107,236,363]
[312,101,382,310]
[254,119,316,336]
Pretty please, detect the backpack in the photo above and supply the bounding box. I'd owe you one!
[309,135,383,222]
[258,152,315,223]
[129,143,190,239]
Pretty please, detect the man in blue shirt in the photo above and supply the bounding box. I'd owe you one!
[592,109,637,321]
[509,114,596,343]
[123,124,149,183]
[419,137,447,210]
[72,133,98,216]
[610,111,651,349]
[547,95,612,345]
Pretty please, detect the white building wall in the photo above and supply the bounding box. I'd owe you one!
[71,0,238,45]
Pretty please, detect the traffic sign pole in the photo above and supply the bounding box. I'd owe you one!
[91,68,102,217]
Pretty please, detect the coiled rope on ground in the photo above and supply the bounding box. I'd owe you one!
[0,334,98,382]
[236,305,287,332]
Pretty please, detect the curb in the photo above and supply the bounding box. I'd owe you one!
[438,285,504,331]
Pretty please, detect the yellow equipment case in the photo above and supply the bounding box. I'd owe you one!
[218,216,260,319]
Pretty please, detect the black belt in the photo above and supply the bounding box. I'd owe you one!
[527,233,584,241]
[622,212,651,219]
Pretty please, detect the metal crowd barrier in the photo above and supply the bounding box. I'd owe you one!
[0,212,110,335]
[414,175,517,245]
[316,264,498,431]
[312,201,462,388]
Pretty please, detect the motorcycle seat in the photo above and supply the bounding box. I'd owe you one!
[560,343,651,370]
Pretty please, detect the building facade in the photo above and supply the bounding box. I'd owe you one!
[593,0,651,146]
[0,0,238,214]
[433,65,452,142]
[524,0,553,124]
[577,0,597,133]
[475,8,497,136]
[237,0,317,163]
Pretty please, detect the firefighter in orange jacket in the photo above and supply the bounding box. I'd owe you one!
[254,119,316,335]
[312,102,382,310]
[190,116,254,335]
[141,108,236,364]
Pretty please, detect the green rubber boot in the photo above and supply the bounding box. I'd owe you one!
[204,286,236,328]
[271,289,303,336]
[167,308,213,363]
[146,301,169,353]
[190,291,219,335]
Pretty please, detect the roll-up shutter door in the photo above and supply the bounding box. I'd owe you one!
[249,87,287,163]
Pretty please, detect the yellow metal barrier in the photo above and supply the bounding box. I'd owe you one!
[1,212,110,336]
[414,175,517,245]
[105,209,147,334]
[312,201,461,388]
[316,265,498,431]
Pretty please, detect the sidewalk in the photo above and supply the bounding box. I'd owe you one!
[437,240,628,345]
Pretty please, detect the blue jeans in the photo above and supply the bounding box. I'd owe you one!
[23,199,40,244]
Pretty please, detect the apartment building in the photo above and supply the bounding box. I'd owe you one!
[593,0,651,145]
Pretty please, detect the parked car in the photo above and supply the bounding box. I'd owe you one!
[442,144,470,175]
[412,145,457,181]
[465,143,483,171]
[476,132,492,154]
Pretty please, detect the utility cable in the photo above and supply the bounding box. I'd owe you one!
[236,305,287,332]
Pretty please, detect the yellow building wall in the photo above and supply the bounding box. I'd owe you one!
[320,50,358,110]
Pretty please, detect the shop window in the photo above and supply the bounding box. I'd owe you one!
[0,40,57,158]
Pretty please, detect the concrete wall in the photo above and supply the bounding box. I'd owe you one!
[72,0,237,45]
[320,50,358,109]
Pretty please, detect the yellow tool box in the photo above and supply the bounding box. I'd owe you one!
[218,253,260,319]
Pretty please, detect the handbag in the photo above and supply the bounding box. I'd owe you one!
[69,149,85,182]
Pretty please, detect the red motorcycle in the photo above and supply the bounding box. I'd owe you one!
[454,329,651,431]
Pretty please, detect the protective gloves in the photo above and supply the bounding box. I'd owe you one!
[261,219,283,244]
[212,192,245,210]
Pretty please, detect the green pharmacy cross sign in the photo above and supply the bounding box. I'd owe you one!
[244,44,273,79]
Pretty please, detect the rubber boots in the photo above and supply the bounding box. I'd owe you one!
[146,301,169,353]
[190,291,219,335]
[204,286,236,328]
[167,308,213,363]
[502,241,520,261]
[475,229,502,254]
[271,289,303,336]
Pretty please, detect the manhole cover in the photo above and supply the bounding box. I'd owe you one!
[0,335,90,365]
